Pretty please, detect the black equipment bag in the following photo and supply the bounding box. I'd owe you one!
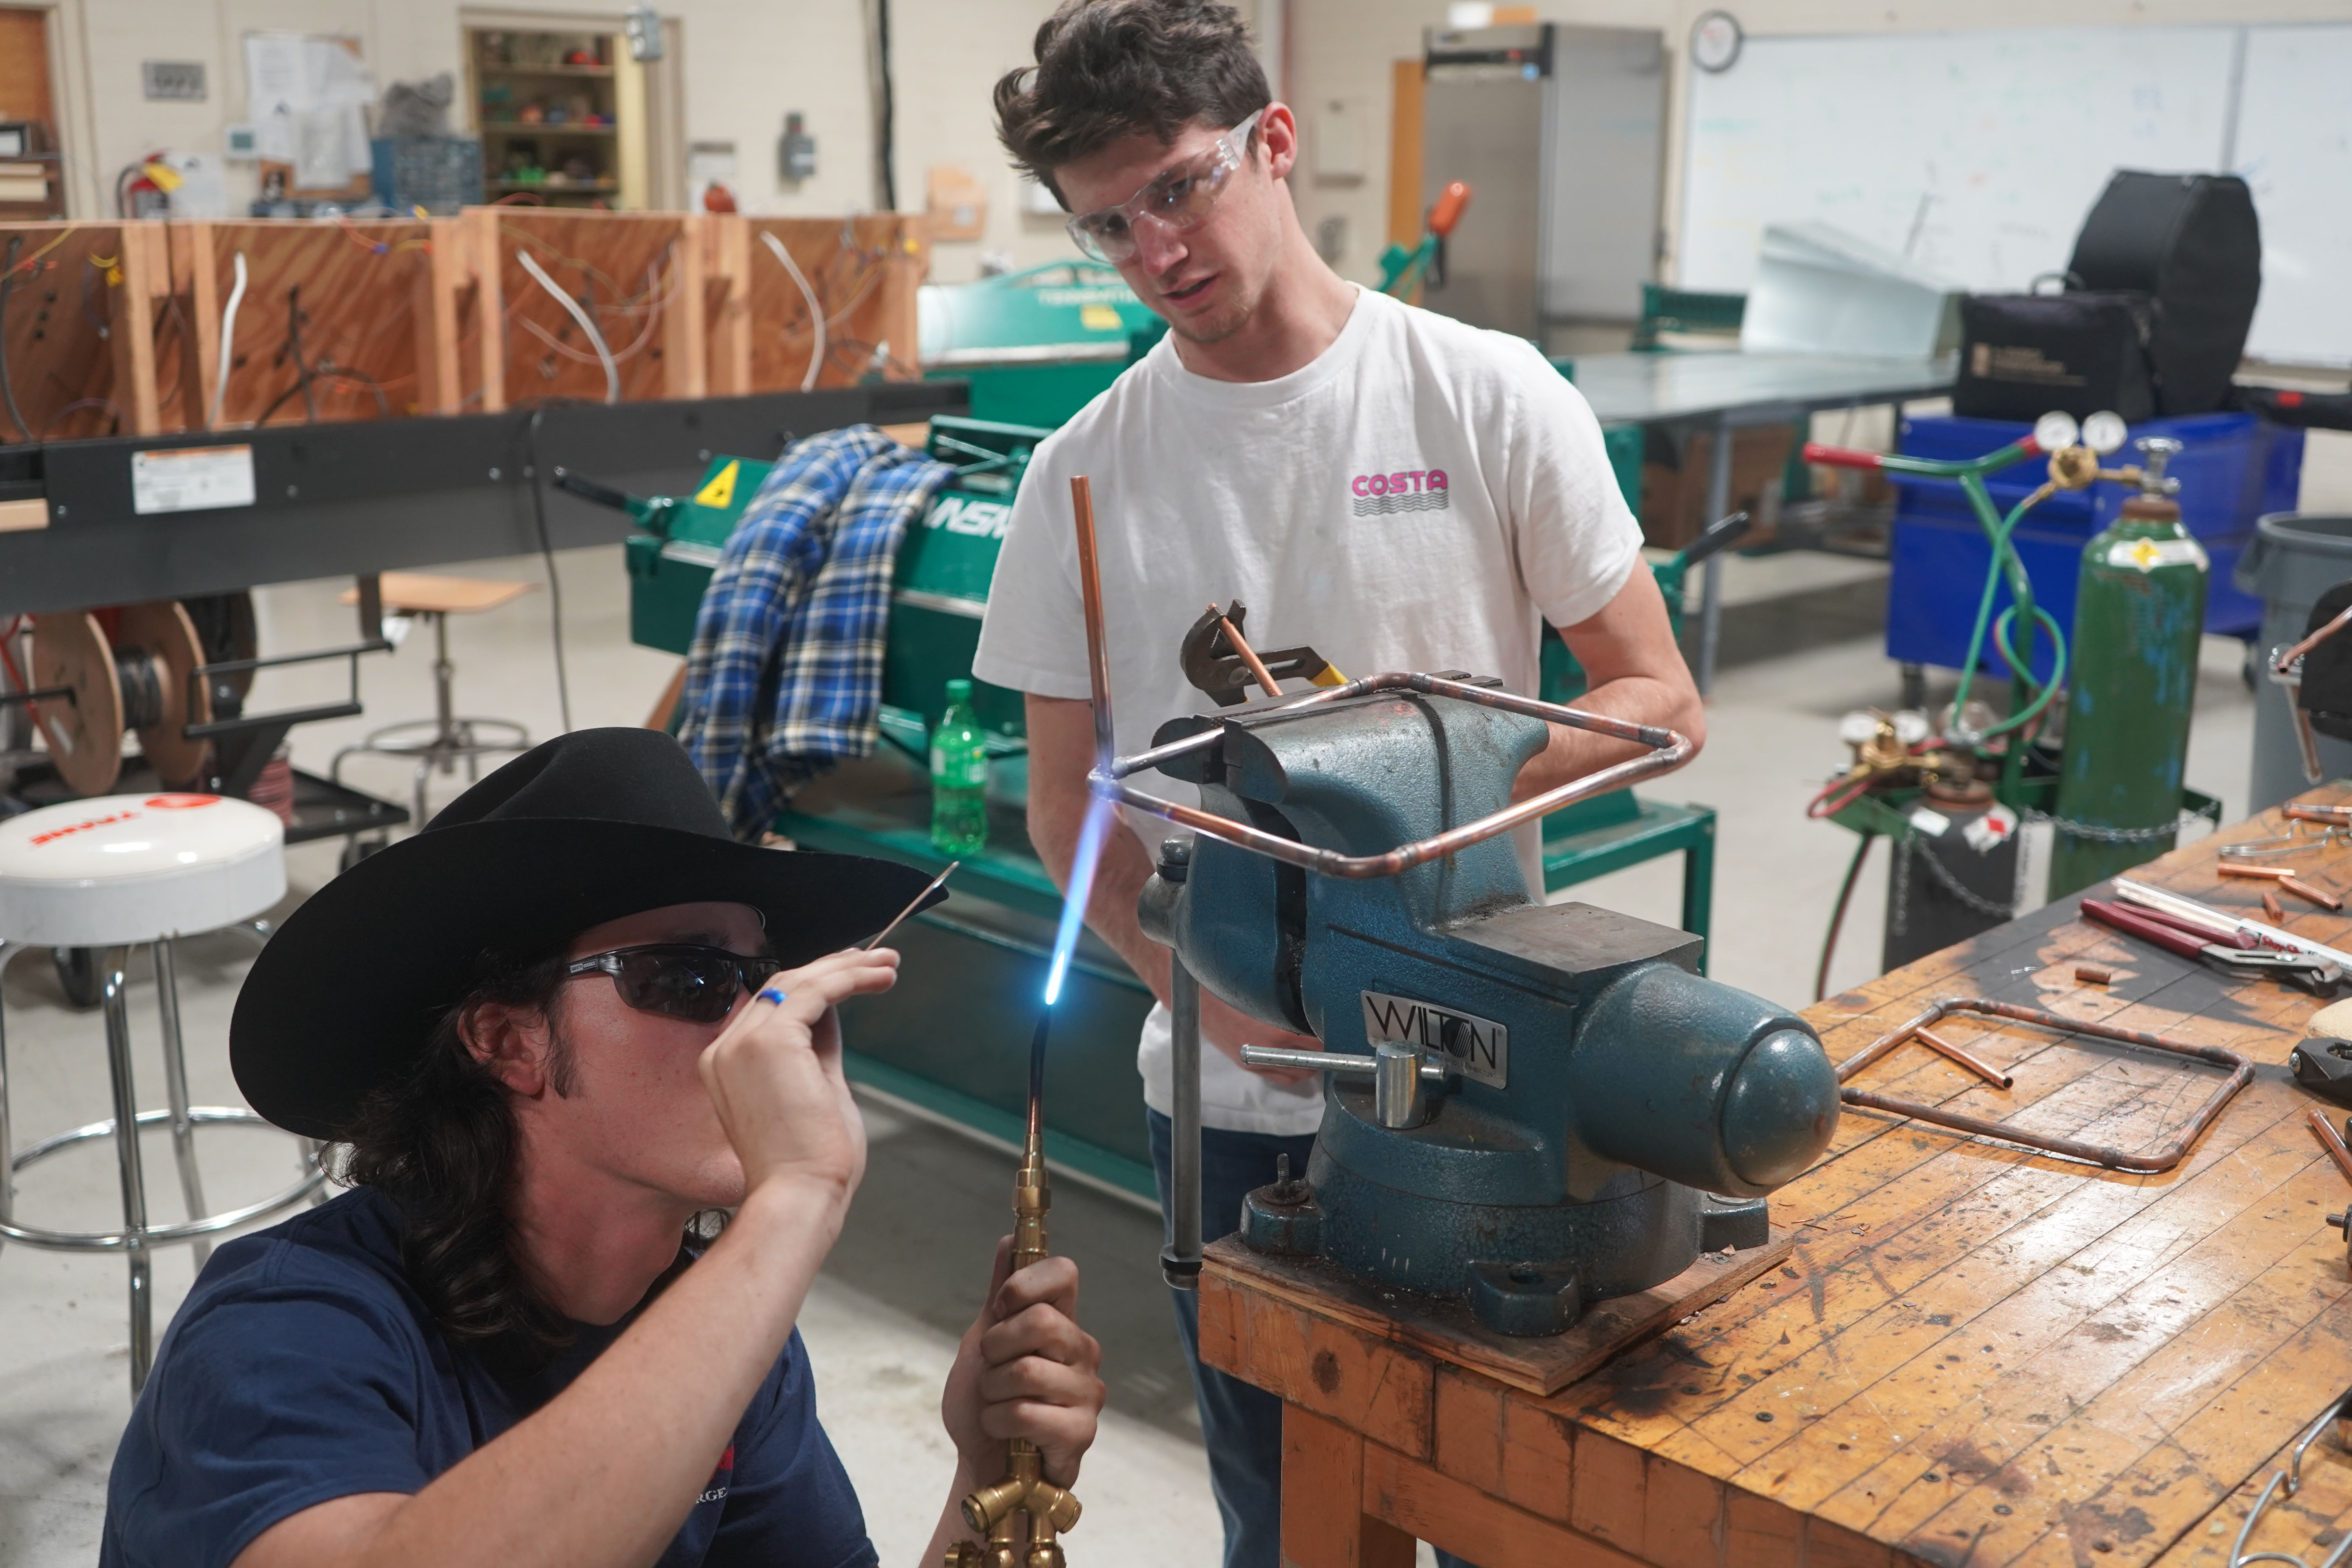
[2067,170,2262,416]
[2234,384,2352,434]
[1953,290,2156,423]
[2298,579,2352,745]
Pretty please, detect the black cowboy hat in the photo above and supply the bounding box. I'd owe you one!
[231,728,945,1139]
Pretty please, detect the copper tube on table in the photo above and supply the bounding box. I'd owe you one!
[2074,964,2114,986]
[1834,997,2252,1174]
[2264,889,2287,923]
[1912,1027,2015,1088]
[2220,862,2298,881]
[2286,802,2352,827]
[1071,475,1116,768]
[2309,1108,2352,1188]
[1211,604,1281,697]
[2284,877,2345,912]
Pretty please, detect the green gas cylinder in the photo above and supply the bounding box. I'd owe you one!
[2048,437,2208,898]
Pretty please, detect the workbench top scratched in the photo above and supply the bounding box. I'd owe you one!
[1200,789,2352,1568]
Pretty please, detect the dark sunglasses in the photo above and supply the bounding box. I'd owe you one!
[564,944,783,1024]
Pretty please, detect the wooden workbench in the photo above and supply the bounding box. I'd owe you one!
[1199,789,2352,1568]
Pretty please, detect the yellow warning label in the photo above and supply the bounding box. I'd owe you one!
[1080,303,1124,332]
[693,460,740,510]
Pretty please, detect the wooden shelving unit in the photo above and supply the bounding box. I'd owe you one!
[466,28,627,211]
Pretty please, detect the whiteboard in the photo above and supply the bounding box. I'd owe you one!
[1680,27,2238,299]
[2234,25,2352,367]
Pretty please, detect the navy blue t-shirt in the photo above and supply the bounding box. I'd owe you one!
[101,1188,877,1568]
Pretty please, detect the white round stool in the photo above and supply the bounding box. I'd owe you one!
[0,792,325,1392]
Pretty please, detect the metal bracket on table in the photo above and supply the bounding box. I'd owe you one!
[1835,996,2252,1174]
[2230,1386,2352,1568]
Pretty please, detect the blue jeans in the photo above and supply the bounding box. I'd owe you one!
[1148,1109,1478,1568]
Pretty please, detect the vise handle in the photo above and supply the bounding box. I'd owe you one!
[1240,1042,1445,1129]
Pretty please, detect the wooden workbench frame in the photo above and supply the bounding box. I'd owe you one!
[0,220,168,439]
[1203,790,2352,1568]
[164,218,470,430]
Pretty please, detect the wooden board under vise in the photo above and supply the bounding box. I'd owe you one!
[0,220,169,440]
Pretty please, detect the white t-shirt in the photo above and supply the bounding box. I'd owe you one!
[972,285,1642,1136]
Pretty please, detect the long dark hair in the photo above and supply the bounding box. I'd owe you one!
[336,945,577,1365]
[338,944,730,1371]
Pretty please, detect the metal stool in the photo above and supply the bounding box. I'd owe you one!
[331,572,537,830]
[0,792,326,1392]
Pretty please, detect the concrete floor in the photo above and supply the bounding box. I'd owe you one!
[5,423,2347,1561]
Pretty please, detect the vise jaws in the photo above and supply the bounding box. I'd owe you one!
[1119,675,1840,1336]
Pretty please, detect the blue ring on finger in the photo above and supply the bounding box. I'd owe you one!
[756,984,790,1006]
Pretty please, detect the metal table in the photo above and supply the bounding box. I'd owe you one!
[1567,351,1957,694]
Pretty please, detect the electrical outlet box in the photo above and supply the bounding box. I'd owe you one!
[143,61,207,102]
[779,112,816,183]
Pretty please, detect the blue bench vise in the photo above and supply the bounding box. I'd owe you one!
[1129,677,1840,1337]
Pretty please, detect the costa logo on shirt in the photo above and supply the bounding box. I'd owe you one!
[1349,468,1450,517]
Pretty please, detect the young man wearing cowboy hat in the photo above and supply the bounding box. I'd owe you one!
[101,728,1107,1568]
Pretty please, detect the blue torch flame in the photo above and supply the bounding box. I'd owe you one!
[1042,795,1116,1007]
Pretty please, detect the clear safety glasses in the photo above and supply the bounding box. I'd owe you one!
[1065,108,1265,265]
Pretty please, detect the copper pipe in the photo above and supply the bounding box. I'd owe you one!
[2220,862,2298,881]
[1071,474,1115,768]
[2284,877,2344,912]
[2274,603,2352,676]
[1834,997,2251,1174]
[1913,1027,2014,1088]
[1109,670,1673,780]
[2264,889,2287,923]
[2309,1108,2352,1188]
[1212,604,1282,697]
[2286,802,2352,826]
[1090,674,1689,880]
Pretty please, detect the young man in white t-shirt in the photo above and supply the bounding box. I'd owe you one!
[972,4,1702,1562]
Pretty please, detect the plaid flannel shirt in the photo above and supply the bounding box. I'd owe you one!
[677,425,953,839]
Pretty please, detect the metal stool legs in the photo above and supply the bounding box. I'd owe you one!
[331,610,531,831]
[0,938,327,1395]
[99,949,154,1388]
[152,939,211,1271]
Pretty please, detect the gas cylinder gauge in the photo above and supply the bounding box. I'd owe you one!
[2082,410,2128,455]
[2033,410,2080,453]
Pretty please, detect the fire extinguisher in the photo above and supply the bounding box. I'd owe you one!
[115,152,177,219]
[2048,436,2206,897]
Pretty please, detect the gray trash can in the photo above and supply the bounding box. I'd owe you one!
[2238,512,2352,811]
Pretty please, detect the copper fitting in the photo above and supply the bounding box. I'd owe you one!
[2284,877,2344,912]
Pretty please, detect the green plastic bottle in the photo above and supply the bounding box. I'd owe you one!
[929,677,988,855]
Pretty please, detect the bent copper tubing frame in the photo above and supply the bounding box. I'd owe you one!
[1067,475,1692,881]
[1834,997,2252,1174]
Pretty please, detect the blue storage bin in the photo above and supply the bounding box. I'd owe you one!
[1885,412,2299,673]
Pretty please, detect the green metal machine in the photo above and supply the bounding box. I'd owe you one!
[918,262,1165,430]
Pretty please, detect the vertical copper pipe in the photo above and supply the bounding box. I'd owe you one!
[1071,475,1116,766]
[1213,605,1282,697]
